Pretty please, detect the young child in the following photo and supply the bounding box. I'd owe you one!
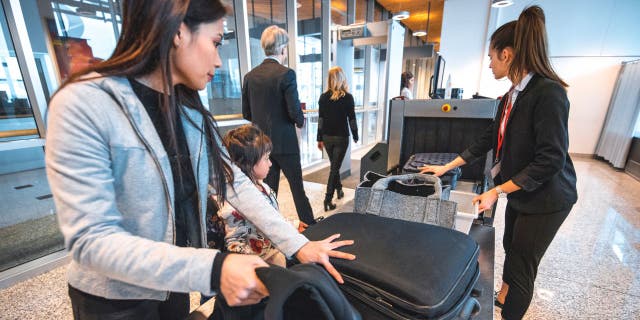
[215,124,306,267]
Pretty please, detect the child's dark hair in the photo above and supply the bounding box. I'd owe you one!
[223,124,272,184]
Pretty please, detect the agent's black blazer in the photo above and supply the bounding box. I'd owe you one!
[460,74,577,214]
[242,59,304,155]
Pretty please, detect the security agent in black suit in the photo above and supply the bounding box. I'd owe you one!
[242,25,315,225]
[421,7,577,319]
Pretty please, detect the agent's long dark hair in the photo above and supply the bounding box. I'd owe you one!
[57,0,234,203]
[490,5,567,87]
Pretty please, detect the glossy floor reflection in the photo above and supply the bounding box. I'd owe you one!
[0,158,638,319]
[493,158,640,319]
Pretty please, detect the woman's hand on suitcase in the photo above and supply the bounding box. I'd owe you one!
[472,190,498,213]
[219,253,270,306]
[295,234,356,284]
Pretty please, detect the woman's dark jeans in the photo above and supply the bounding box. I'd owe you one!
[323,135,349,200]
[68,285,189,320]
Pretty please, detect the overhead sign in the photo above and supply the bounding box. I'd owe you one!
[339,25,368,40]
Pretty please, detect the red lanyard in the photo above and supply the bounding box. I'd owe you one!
[496,91,514,160]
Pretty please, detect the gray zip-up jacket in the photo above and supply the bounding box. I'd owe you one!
[45,75,308,300]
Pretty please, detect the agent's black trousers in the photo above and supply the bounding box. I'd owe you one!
[322,135,349,200]
[501,204,572,320]
[265,152,315,225]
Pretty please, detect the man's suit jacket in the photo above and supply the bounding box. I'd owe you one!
[242,59,304,155]
[460,73,577,214]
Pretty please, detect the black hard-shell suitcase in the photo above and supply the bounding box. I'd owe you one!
[403,153,462,190]
[303,213,480,320]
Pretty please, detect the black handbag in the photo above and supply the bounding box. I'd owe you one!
[211,264,361,320]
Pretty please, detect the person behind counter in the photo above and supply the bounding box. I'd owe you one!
[400,71,415,99]
[420,5,577,320]
[45,1,354,319]
[316,66,359,211]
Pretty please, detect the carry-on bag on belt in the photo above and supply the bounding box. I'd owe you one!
[354,173,457,229]
[403,153,462,190]
[302,213,481,320]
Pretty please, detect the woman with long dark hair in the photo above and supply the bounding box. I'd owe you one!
[400,71,414,99]
[45,1,354,318]
[420,6,577,319]
[317,66,358,211]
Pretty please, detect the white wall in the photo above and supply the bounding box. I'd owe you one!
[439,0,491,99]
[440,0,640,154]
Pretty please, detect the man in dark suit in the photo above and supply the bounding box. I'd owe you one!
[242,25,315,225]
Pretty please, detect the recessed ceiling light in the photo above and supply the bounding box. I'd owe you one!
[392,10,410,21]
[413,31,427,37]
[491,0,514,8]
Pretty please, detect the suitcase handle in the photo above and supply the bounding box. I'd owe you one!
[457,297,480,319]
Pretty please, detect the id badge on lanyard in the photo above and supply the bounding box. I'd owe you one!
[492,91,513,179]
[491,161,501,179]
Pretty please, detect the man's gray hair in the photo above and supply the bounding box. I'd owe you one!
[261,25,289,56]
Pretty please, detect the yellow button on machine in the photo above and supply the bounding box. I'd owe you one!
[441,103,452,112]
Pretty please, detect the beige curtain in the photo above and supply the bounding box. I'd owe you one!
[595,60,640,168]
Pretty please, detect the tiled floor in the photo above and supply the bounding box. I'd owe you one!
[492,158,640,319]
[0,157,639,319]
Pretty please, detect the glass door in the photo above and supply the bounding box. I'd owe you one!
[0,1,59,272]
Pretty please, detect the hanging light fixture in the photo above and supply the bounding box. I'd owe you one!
[392,10,410,20]
[412,1,430,39]
[491,0,514,8]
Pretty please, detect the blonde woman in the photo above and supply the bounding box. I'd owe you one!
[317,67,359,211]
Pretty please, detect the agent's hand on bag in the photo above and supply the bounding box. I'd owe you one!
[296,234,355,284]
[317,141,324,150]
[419,165,449,177]
[220,254,270,306]
[472,190,499,213]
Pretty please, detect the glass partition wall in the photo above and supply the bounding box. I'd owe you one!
[247,0,287,69]
[296,0,323,166]
[0,0,391,276]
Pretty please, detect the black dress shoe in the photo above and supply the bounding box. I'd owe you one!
[336,188,344,199]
